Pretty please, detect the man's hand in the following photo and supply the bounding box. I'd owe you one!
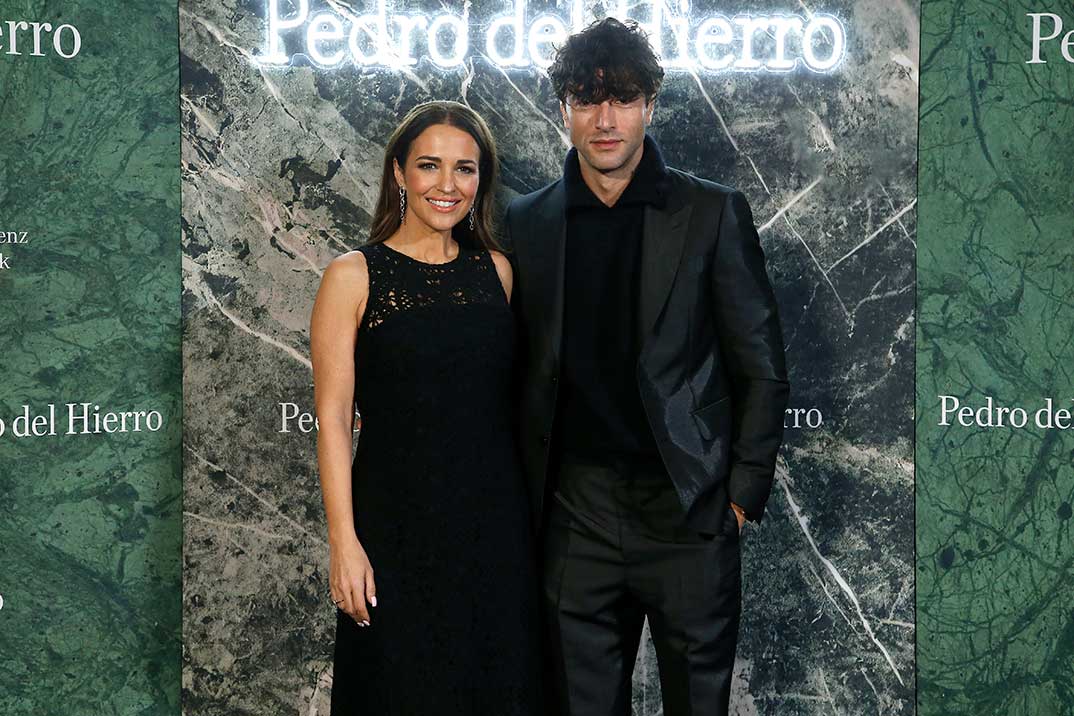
[730,502,747,533]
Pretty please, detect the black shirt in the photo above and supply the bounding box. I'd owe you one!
[557,134,670,462]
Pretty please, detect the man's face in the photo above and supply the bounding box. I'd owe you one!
[561,89,654,175]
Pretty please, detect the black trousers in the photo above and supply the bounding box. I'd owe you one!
[541,453,742,716]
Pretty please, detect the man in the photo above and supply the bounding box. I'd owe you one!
[503,17,790,716]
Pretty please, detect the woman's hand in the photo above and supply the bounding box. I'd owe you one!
[329,533,377,626]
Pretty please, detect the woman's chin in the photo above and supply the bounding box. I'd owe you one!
[415,211,463,231]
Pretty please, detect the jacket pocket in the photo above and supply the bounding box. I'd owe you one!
[691,394,731,441]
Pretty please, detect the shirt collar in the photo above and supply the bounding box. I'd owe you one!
[563,134,670,210]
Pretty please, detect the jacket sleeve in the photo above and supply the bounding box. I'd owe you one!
[500,200,529,426]
[499,201,515,267]
[500,200,523,321]
[711,189,791,524]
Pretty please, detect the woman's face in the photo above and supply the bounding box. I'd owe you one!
[394,123,481,234]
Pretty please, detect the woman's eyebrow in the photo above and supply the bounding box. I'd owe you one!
[414,155,477,165]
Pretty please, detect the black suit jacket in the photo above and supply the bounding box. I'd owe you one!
[503,163,790,536]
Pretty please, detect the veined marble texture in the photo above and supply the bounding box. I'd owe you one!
[0,1,181,713]
[916,0,1074,714]
[180,0,918,713]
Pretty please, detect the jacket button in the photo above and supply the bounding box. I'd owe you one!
[551,376,558,385]
[540,435,550,445]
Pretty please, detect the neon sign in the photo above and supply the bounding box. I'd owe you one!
[256,0,847,72]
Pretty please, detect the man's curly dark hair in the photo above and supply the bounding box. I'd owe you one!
[547,17,665,106]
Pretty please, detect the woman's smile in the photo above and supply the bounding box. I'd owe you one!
[426,197,462,212]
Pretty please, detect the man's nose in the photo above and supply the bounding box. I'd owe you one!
[595,101,616,129]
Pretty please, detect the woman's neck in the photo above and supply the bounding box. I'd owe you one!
[386,222,457,262]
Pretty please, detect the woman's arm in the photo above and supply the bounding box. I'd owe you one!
[489,249,514,302]
[311,250,376,625]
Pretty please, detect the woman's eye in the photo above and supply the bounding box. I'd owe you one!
[457,166,475,174]
[419,162,436,170]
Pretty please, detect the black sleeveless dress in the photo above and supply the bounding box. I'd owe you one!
[330,241,541,715]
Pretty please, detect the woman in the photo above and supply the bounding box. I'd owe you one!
[310,101,541,714]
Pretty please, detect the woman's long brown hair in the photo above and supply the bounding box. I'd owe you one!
[367,101,502,251]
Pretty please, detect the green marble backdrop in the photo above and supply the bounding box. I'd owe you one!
[917,1,1074,714]
[0,1,181,713]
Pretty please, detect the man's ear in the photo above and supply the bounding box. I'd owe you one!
[560,101,570,130]
[393,158,405,191]
[645,99,656,125]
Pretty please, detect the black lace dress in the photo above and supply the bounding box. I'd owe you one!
[330,241,541,715]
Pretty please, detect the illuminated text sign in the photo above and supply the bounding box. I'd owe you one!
[256,0,847,72]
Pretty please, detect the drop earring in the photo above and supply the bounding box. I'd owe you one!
[468,203,476,231]
[399,187,407,224]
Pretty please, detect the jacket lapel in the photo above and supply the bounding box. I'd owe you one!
[536,181,567,366]
[638,180,692,343]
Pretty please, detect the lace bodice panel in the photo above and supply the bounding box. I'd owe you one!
[359,242,506,333]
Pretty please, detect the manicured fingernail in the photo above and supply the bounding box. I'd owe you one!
[371,596,377,608]
[362,620,370,626]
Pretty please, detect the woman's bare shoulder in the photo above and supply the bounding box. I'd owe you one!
[488,248,510,269]
[312,249,371,330]
[322,250,369,293]
[329,249,368,276]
